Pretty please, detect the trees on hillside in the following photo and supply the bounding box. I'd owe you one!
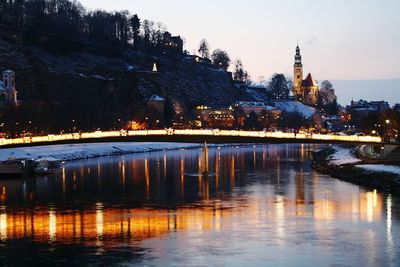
[0,0,175,52]
[318,80,338,115]
[268,74,291,100]
[130,14,141,48]
[198,39,209,59]
[211,49,231,70]
[233,59,251,84]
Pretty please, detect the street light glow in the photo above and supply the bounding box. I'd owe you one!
[0,129,382,147]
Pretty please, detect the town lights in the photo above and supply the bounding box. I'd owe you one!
[0,129,383,146]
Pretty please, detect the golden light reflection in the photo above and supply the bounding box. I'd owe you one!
[275,195,285,245]
[387,195,392,234]
[163,153,167,178]
[49,207,57,242]
[253,147,256,168]
[120,160,126,187]
[62,167,66,196]
[215,151,220,191]
[312,190,383,222]
[0,207,6,241]
[386,195,394,262]
[145,158,150,197]
[0,185,388,245]
[230,155,235,185]
[366,190,378,223]
[96,203,104,239]
[0,205,236,243]
[180,157,185,195]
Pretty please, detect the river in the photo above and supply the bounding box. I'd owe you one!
[0,144,399,266]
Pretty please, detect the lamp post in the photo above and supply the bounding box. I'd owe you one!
[385,119,390,142]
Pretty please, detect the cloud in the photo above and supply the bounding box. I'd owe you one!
[306,36,322,48]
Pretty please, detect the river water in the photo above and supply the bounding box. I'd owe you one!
[0,144,399,266]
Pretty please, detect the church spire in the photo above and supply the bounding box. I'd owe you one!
[295,45,302,65]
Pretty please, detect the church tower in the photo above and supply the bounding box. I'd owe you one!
[293,45,303,101]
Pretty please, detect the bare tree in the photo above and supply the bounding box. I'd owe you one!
[198,39,209,59]
[233,59,251,84]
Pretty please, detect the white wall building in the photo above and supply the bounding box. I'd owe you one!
[0,70,18,105]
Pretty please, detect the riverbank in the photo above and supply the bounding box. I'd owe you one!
[0,142,208,162]
[312,146,400,194]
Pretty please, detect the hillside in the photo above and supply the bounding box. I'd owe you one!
[0,37,243,132]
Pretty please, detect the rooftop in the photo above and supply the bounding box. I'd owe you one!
[301,73,317,87]
[148,95,166,102]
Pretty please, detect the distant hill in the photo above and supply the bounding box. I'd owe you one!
[331,79,400,106]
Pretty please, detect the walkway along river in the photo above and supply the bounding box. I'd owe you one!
[0,144,399,266]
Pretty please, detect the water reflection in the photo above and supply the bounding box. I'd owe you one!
[0,144,398,266]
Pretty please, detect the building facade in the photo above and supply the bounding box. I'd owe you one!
[293,46,319,106]
[0,70,18,105]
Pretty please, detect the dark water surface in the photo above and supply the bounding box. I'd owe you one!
[0,144,399,266]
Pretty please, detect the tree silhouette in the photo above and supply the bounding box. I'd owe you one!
[268,74,291,100]
[211,49,231,70]
[198,39,210,59]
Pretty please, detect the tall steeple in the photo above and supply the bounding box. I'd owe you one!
[293,45,303,101]
[295,45,302,65]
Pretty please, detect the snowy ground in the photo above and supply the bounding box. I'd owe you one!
[328,146,400,176]
[328,146,361,166]
[0,142,204,162]
[273,101,315,118]
[355,164,400,175]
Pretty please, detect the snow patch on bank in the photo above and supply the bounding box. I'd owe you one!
[0,142,203,162]
[329,146,361,166]
[356,164,400,175]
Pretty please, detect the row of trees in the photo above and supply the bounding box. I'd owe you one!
[0,0,174,52]
[198,38,250,83]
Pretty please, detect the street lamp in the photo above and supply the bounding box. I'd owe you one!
[385,119,391,142]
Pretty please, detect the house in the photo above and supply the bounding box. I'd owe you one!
[347,99,390,117]
[163,32,183,55]
[0,70,18,105]
[233,101,282,129]
[194,106,234,129]
[147,95,166,113]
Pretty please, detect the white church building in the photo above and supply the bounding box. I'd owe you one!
[0,70,18,105]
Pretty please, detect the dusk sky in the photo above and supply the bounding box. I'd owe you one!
[79,0,400,81]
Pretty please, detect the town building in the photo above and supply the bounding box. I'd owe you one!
[233,101,282,129]
[163,32,183,55]
[194,106,235,129]
[0,69,18,105]
[147,95,166,113]
[293,45,319,106]
[347,99,390,117]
